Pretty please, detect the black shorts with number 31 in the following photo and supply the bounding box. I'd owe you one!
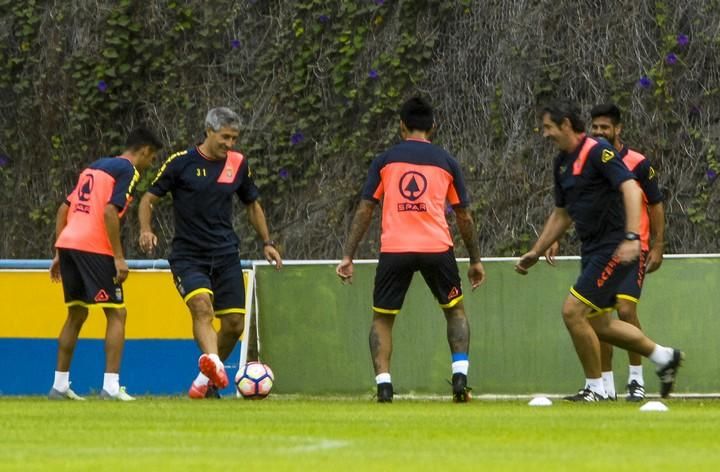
[373,249,463,314]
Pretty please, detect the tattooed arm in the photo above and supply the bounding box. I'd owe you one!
[336,200,377,284]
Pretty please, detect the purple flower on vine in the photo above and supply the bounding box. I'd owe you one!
[638,76,652,89]
[707,169,718,182]
[318,15,330,23]
[666,53,678,65]
[368,69,379,79]
[0,154,9,168]
[290,131,304,145]
[230,39,241,49]
[374,0,385,5]
[97,80,108,92]
[278,168,289,179]
[677,34,689,47]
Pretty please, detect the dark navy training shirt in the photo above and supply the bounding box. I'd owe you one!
[148,146,259,258]
[553,135,635,255]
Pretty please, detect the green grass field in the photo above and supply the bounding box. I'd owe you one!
[2,396,720,471]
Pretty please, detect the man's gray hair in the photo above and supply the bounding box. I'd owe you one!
[205,107,241,132]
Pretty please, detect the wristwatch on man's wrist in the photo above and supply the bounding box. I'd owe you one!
[624,232,640,241]
[263,240,277,248]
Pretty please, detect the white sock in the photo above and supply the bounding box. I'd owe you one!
[194,372,210,386]
[375,373,391,385]
[53,371,70,392]
[586,378,607,397]
[649,344,673,367]
[103,373,120,396]
[208,353,223,370]
[601,371,616,398]
[451,360,469,375]
[628,365,644,385]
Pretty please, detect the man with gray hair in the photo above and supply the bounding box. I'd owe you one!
[138,107,282,399]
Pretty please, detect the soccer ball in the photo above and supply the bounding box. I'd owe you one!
[235,362,274,399]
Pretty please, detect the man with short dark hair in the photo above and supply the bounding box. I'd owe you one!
[138,107,282,399]
[49,126,163,401]
[515,100,682,402]
[545,103,665,401]
[336,96,485,403]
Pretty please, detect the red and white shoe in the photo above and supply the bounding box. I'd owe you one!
[188,381,209,399]
[198,354,229,389]
[188,379,222,399]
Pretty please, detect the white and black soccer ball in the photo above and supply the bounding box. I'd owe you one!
[235,362,274,399]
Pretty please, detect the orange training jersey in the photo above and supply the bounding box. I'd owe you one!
[55,157,139,256]
[361,138,470,253]
[619,148,663,252]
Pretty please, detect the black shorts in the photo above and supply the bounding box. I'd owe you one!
[169,254,246,316]
[373,249,463,314]
[571,251,643,314]
[616,251,647,303]
[58,248,124,308]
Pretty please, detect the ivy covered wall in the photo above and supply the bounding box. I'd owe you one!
[1,0,718,259]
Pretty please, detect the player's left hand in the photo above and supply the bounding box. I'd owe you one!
[645,245,664,273]
[468,261,485,290]
[336,257,353,284]
[49,255,61,282]
[615,239,640,264]
[263,246,283,270]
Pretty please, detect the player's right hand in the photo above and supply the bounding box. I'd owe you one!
[544,241,559,266]
[114,257,129,283]
[468,261,485,290]
[336,257,353,284]
[139,231,158,254]
[514,250,539,275]
[49,255,61,282]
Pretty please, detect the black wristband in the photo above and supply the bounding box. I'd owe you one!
[263,240,277,247]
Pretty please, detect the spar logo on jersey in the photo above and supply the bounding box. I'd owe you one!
[398,171,428,212]
[74,173,94,214]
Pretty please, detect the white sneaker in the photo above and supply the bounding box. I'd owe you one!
[100,386,136,401]
[48,384,85,401]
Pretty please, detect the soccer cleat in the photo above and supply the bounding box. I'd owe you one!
[198,354,229,389]
[626,380,646,402]
[563,388,608,402]
[657,349,684,398]
[451,373,472,403]
[188,381,208,399]
[48,385,85,401]
[100,386,136,401]
[376,382,393,403]
[205,382,221,399]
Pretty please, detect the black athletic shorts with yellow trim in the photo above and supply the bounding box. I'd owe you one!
[58,248,124,308]
[570,250,642,315]
[616,250,647,303]
[373,249,463,314]
[169,254,245,316]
